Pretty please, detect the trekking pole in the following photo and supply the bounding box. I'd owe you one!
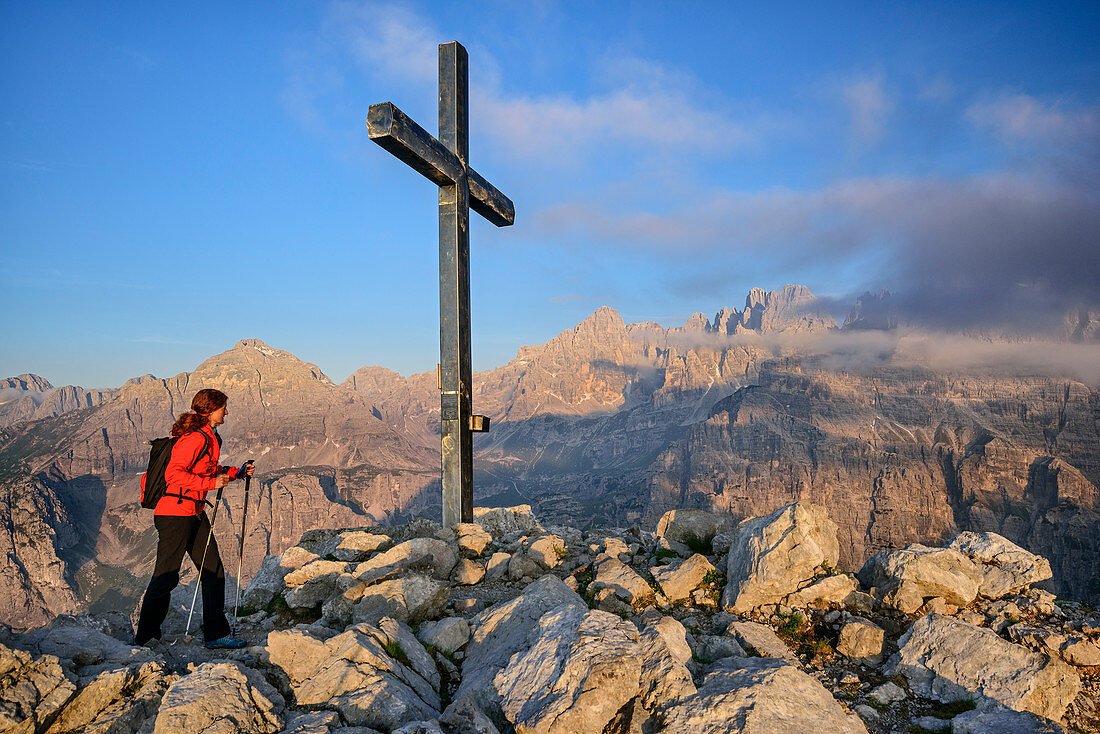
[233,461,254,618]
[185,480,228,636]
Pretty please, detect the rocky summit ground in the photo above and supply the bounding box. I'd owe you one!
[2,504,1099,734]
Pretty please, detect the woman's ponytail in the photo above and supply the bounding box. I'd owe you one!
[169,388,228,437]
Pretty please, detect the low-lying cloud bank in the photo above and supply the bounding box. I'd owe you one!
[664,328,1100,387]
[0,387,53,407]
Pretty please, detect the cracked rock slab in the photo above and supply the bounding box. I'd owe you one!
[886,614,1081,721]
[726,620,797,662]
[493,605,641,734]
[0,642,76,734]
[661,656,868,733]
[45,660,170,734]
[947,532,1052,600]
[152,660,284,734]
[450,576,585,724]
[723,503,840,614]
[267,620,439,731]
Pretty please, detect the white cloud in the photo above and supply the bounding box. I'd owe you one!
[842,76,893,145]
[530,169,1100,330]
[328,0,438,87]
[288,1,762,167]
[967,93,1100,146]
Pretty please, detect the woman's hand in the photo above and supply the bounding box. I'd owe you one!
[241,462,256,477]
[215,475,232,490]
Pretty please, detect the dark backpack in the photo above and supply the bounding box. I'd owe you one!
[140,432,213,509]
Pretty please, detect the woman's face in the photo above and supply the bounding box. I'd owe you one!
[207,403,228,428]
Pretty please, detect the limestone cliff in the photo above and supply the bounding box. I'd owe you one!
[0,373,116,428]
[645,360,1100,602]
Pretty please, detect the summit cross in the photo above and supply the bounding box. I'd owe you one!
[366,41,515,527]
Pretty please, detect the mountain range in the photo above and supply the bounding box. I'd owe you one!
[2,284,1097,630]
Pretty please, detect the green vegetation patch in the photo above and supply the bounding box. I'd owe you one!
[928,699,977,719]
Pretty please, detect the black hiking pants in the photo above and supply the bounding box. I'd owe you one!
[134,512,232,644]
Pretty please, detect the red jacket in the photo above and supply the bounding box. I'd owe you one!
[146,425,241,516]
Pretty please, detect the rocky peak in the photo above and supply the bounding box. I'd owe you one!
[577,305,627,336]
[1064,306,1100,342]
[342,365,407,394]
[712,306,737,333]
[1,374,54,393]
[711,284,837,335]
[843,288,898,331]
[681,312,712,332]
[121,373,158,388]
[219,339,334,386]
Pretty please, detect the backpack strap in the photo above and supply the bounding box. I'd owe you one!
[190,430,213,472]
[173,430,214,506]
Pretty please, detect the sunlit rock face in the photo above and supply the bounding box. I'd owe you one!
[0,338,436,630]
[2,284,1099,631]
[645,359,1100,602]
[0,373,117,428]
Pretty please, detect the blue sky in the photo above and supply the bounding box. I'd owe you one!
[2,1,1097,388]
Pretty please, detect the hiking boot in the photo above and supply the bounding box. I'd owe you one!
[205,636,247,649]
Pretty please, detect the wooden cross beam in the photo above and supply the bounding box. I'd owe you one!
[366,41,514,527]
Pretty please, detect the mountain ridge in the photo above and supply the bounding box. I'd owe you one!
[1,284,1097,631]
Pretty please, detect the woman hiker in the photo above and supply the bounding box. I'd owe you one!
[134,388,256,648]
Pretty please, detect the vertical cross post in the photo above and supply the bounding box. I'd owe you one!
[437,43,473,526]
[366,41,515,527]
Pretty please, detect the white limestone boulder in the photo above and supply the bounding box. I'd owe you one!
[267,620,440,731]
[726,620,798,662]
[349,575,450,625]
[485,553,510,581]
[650,553,715,602]
[859,544,984,607]
[242,545,323,610]
[153,660,284,734]
[448,576,585,725]
[453,558,485,586]
[787,574,859,608]
[722,503,840,614]
[635,613,697,717]
[332,530,392,562]
[456,523,493,557]
[947,532,1053,600]
[280,710,343,734]
[836,617,885,666]
[523,535,565,570]
[655,508,725,550]
[660,657,868,733]
[283,557,342,589]
[950,705,1072,733]
[493,606,641,734]
[472,506,541,539]
[885,614,1081,721]
[591,554,654,609]
[28,619,155,672]
[44,660,170,734]
[507,553,543,582]
[1060,637,1100,667]
[417,617,470,656]
[0,642,76,734]
[354,538,457,582]
[635,611,693,666]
